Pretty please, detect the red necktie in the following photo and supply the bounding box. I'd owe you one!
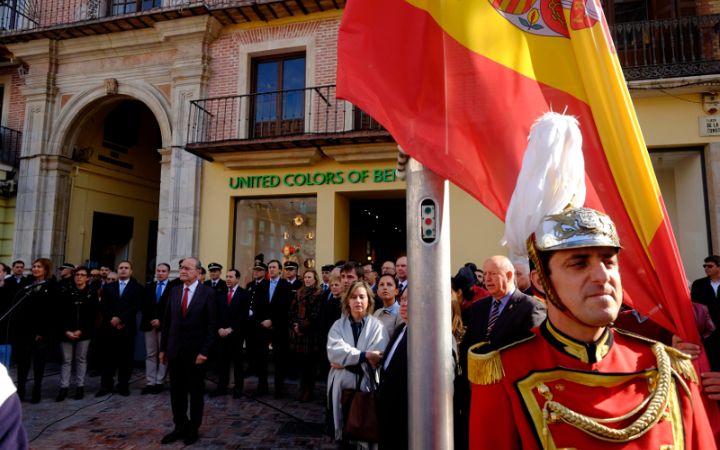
[227,288,234,305]
[181,287,189,318]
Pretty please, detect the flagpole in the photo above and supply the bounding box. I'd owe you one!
[406,158,454,450]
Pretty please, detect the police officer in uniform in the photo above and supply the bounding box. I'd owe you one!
[204,263,227,295]
[283,261,302,295]
[246,262,267,294]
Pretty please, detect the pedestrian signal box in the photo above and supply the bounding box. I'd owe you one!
[420,199,437,243]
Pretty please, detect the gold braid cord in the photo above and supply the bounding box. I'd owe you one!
[541,343,672,443]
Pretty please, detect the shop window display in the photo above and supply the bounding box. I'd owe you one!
[234,197,317,285]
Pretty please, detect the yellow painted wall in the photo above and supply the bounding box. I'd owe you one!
[63,99,161,283]
[0,194,15,261]
[65,163,159,283]
[632,92,718,281]
[449,183,506,269]
[633,93,720,147]
[199,158,509,284]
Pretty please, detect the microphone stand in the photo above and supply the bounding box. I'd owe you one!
[0,283,44,325]
[0,283,40,367]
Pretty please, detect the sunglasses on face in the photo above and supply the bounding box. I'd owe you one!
[703,264,716,269]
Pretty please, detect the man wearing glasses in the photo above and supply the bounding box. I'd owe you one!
[691,255,720,371]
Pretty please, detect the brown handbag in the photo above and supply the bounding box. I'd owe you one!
[340,364,380,442]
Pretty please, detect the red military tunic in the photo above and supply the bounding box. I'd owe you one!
[469,320,717,450]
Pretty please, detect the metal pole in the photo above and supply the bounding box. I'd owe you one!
[406,158,453,450]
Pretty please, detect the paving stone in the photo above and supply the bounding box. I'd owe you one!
[13,365,337,449]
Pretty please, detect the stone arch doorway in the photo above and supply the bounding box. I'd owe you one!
[63,95,163,283]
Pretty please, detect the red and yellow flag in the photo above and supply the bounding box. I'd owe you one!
[337,0,697,341]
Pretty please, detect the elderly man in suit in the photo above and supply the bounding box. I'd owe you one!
[462,255,546,353]
[159,257,217,446]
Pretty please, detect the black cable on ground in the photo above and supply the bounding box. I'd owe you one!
[204,370,326,434]
[28,372,145,442]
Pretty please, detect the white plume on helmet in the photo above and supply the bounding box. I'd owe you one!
[501,112,586,260]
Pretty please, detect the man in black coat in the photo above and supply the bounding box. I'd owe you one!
[140,263,172,394]
[96,260,143,397]
[160,257,217,446]
[211,268,251,398]
[690,254,720,370]
[252,259,293,398]
[5,260,29,298]
[378,288,409,450]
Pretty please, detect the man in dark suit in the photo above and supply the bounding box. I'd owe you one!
[320,264,333,292]
[254,259,293,398]
[461,255,546,355]
[378,288,409,450]
[160,257,217,446]
[690,254,720,370]
[140,263,172,394]
[396,256,408,298]
[211,268,251,398]
[96,260,143,397]
[5,260,29,297]
[204,262,227,295]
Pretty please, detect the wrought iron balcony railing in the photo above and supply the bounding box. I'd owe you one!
[0,0,197,31]
[0,125,21,168]
[0,0,343,38]
[609,14,720,80]
[186,84,386,147]
[0,0,38,31]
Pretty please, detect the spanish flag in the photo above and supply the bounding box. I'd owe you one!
[337,0,698,342]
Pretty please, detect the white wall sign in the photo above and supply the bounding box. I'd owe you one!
[700,116,720,137]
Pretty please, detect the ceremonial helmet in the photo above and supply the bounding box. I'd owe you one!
[501,113,621,311]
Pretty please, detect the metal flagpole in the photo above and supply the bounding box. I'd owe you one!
[406,157,454,450]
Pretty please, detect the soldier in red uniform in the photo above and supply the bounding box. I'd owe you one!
[468,114,717,450]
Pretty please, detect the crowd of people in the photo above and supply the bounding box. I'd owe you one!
[2,243,720,448]
[0,253,421,447]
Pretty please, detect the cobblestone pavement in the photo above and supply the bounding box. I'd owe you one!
[17,365,337,449]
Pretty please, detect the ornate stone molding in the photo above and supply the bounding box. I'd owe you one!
[322,143,398,163]
[212,148,323,169]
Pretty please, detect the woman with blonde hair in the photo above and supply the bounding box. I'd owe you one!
[327,280,388,448]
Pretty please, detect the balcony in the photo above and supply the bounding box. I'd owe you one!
[0,0,344,43]
[185,84,392,162]
[0,125,21,168]
[609,14,720,80]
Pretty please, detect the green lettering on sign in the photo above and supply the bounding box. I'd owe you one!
[229,168,397,190]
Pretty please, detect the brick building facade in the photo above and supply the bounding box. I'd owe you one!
[0,0,716,282]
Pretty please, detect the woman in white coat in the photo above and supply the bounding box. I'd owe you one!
[327,280,388,448]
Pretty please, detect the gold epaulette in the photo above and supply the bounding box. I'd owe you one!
[467,335,535,385]
[614,328,698,384]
